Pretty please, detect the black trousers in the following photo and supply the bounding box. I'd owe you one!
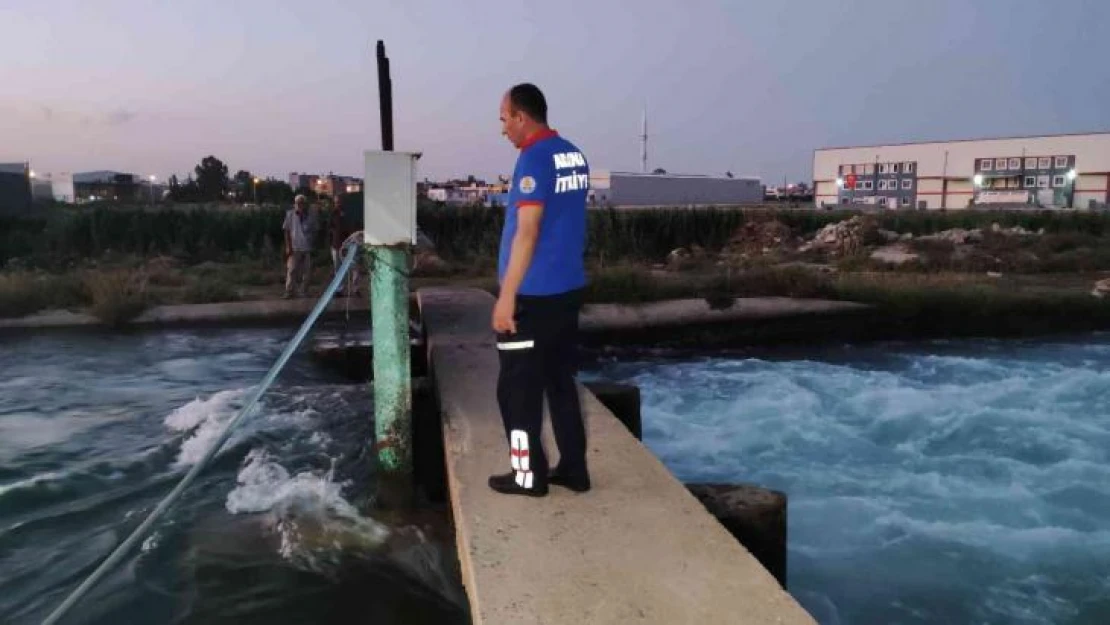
[495,288,587,490]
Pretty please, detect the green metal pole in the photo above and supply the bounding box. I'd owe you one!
[370,245,412,490]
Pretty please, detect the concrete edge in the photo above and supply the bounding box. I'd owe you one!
[0,294,867,334]
[579,297,869,332]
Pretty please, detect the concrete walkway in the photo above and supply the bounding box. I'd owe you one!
[418,287,817,625]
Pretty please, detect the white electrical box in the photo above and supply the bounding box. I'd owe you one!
[363,150,420,246]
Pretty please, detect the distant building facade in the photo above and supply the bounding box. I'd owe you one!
[289,172,363,198]
[588,171,763,207]
[73,171,140,202]
[814,131,1110,210]
[0,162,31,214]
[423,178,509,206]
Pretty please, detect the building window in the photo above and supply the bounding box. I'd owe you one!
[862,180,874,190]
[863,164,874,175]
[1038,175,1049,188]
[902,179,913,190]
[996,159,1008,171]
[901,196,912,207]
[1024,175,1037,187]
[1053,175,1066,187]
[841,197,850,205]
[1008,158,1021,170]
[1026,158,1037,169]
[892,163,900,174]
[904,162,915,174]
[878,163,889,174]
[981,159,993,171]
[878,180,887,190]
[1055,156,1069,169]
[1038,157,1051,169]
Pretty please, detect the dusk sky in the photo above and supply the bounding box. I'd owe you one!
[3,0,1109,185]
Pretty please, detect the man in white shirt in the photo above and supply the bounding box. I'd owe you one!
[282,195,317,298]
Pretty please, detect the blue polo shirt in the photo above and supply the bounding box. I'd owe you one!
[498,129,589,296]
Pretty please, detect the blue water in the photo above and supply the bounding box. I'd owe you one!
[0,328,467,625]
[589,337,1110,625]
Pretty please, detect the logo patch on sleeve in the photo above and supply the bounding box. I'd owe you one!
[519,176,536,194]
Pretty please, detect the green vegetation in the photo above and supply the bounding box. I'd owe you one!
[6,204,1110,270]
[0,272,87,318]
[84,269,151,327]
[4,204,1110,339]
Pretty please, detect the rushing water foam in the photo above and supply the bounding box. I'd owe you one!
[589,338,1110,625]
[1,328,468,625]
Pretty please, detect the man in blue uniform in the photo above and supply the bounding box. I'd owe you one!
[489,83,591,498]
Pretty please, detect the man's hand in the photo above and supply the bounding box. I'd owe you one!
[492,294,517,334]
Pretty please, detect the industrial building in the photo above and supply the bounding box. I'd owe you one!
[0,162,31,214]
[73,171,140,202]
[813,131,1110,210]
[588,171,762,207]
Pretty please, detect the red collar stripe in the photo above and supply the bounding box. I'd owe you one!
[519,128,558,151]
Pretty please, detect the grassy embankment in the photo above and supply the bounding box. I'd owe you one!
[3,203,1110,339]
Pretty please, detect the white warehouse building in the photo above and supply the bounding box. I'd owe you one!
[588,171,762,208]
[813,131,1110,210]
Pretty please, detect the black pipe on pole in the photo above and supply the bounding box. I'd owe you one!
[376,40,394,152]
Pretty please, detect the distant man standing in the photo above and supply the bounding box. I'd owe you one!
[489,83,591,497]
[283,194,316,298]
[329,194,362,297]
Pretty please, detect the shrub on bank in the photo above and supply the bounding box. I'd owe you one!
[83,269,150,327]
[0,272,87,318]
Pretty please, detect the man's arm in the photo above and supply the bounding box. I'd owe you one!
[492,202,543,333]
[282,213,292,257]
[501,202,543,299]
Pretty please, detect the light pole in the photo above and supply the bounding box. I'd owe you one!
[148,175,156,205]
[253,177,260,203]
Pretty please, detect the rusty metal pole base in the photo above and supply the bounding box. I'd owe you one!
[370,244,413,509]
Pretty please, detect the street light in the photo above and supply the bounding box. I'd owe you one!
[28,170,36,179]
[973,174,984,186]
[1067,169,1078,181]
[836,177,845,188]
[148,175,157,204]
[253,177,260,203]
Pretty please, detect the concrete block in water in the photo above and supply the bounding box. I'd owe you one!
[309,335,426,381]
[687,483,788,589]
[582,381,642,440]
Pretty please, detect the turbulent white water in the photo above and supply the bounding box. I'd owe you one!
[590,338,1110,625]
[1,328,468,625]
[161,387,391,568]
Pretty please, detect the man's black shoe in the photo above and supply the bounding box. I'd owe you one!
[488,472,548,497]
[549,469,591,493]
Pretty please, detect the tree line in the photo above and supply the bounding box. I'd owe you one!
[166,155,323,204]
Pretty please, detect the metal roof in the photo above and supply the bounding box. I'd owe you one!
[607,171,760,182]
[816,130,1110,152]
[73,170,137,184]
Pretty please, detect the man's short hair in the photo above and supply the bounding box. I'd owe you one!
[508,83,547,124]
[294,194,306,203]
